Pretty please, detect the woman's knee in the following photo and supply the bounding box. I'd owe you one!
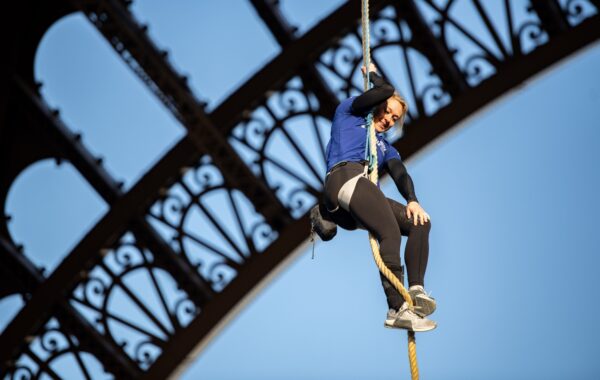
[410,219,431,235]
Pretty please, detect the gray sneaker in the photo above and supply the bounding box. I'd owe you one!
[384,303,437,332]
[409,285,436,317]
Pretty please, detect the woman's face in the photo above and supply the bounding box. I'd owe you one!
[374,98,403,133]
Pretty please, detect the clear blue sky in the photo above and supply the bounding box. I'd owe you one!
[2,1,600,379]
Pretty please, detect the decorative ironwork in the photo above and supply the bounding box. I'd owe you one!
[72,0,291,230]
[81,0,189,120]
[318,5,452,125]
[148,156,277,291]
[1,1,599,379]
[2,318,113,379]
[229,78,329,218]
[69,233,197,370]
[412,0,551,86]
[560,0,599,25]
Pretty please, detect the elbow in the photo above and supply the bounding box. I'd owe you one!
[381,84,395,98]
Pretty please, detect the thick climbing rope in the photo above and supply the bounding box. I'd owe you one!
[361,1,420,379]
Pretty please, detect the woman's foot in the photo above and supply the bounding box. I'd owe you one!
[384,303,436,332]
[408,285,436,317]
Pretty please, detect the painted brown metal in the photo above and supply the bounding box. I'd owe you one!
[0,236,142,378]
[0,0,599,378]
[71,0,292,230]
[249,0,340,118]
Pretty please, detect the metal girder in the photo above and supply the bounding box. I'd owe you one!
[14,78,123,204]
[249,0,340,118]
[0,79,216,374]
[0,236,41,299]
[69,0,291,230]
[141,214,311,379]
[531,0,570,36]
[211,0,389,134]
[250,0,297,46]
[0,236,142,378]
[395,14,600,160]
[393,1,468,97]
[14,78,215,305]
[0,87,60,226]
[154,11,600,378]
[0,151,166,373]
[2,1,600,379]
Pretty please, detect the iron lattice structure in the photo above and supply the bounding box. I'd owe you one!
[1,0,599,378]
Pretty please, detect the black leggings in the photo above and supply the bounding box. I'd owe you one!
[324,162,431,310]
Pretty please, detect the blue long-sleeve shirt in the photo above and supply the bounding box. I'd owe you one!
[324,72,418,203]
[325,97,401,174]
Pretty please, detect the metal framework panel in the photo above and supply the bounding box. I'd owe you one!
[1,0,599,378]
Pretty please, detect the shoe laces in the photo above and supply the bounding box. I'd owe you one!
[398,303,420,317]
[411,286,433,299]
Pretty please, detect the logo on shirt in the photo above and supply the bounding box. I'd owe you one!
[377,138,387,154]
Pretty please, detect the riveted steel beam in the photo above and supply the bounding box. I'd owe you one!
[249,0,340,118]
[394,1,468,97]
[70,0,292,230]
[395,14,600,160]
[211,0,389,133]
[0,148,178,374]
[2,2,600,379]
[142,214,311,379]
[0,236,142,378]
[15,78,215,305]
[0,80,217,373]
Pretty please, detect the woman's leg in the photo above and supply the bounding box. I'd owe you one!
[325,168,435,329]
[387,199,431,287]
[387,198,436,316]
[347,178,404,310]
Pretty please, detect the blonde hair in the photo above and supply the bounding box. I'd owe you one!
[389,92,408,127]
[374,92,408,128]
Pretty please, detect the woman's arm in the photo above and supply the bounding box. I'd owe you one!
[386,158,418,203]
[386,158,431,225]
[351,70,394,114]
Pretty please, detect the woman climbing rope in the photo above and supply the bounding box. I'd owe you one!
[322,63,436,332]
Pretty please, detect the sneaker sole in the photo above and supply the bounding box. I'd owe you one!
[412,294,437,317]
[384,320,437,332]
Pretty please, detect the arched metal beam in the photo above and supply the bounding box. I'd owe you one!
[210,0,389,129]
[1,0,599,378]
[395,13,600,159]
[249,0,340,118]
[0,1,390,374]
[69,0,292,230]
[0,236,143,378]
[0,79,215,375]
[141,13,600,380]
